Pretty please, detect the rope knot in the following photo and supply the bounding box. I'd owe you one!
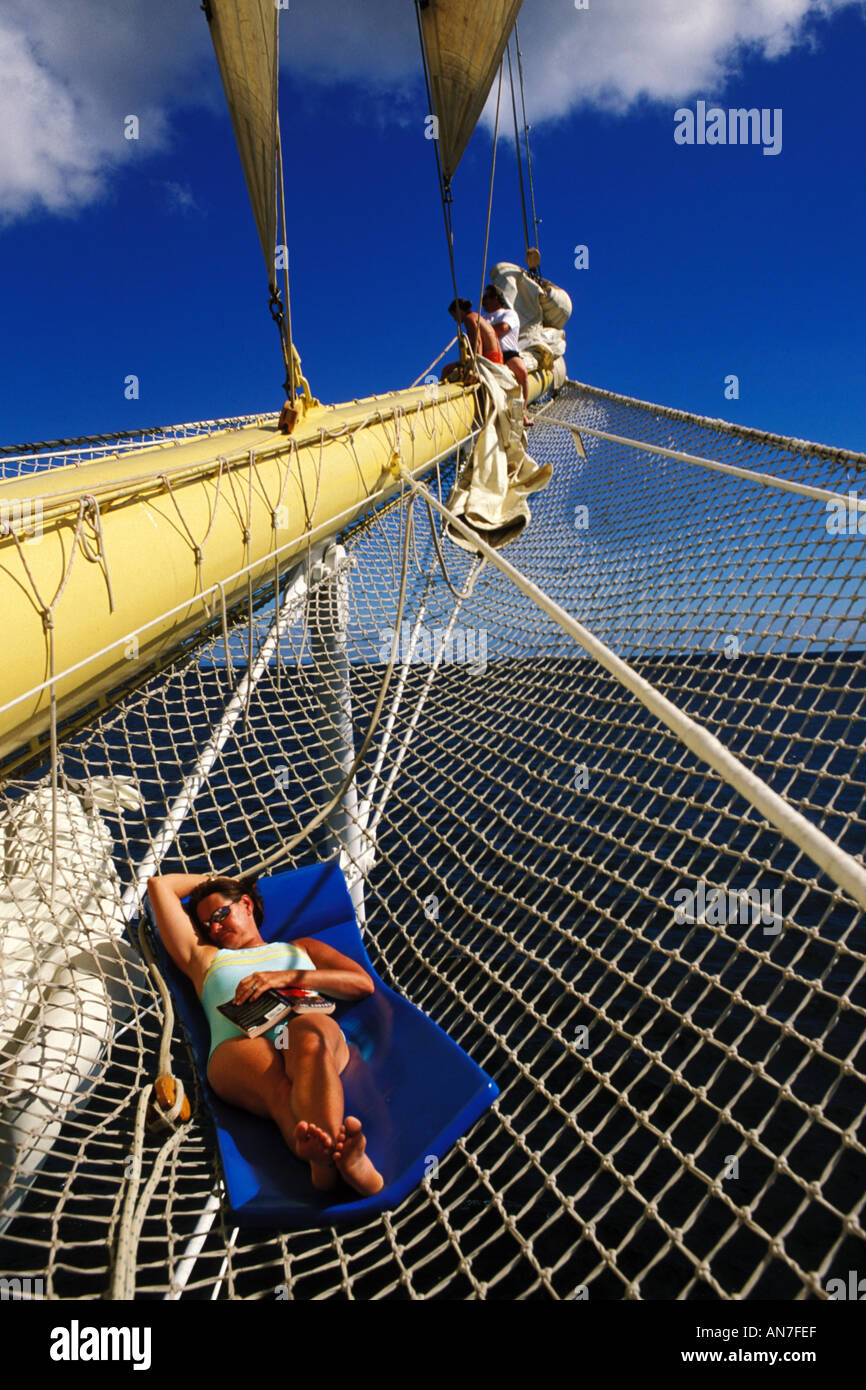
[145,1074,192,1133]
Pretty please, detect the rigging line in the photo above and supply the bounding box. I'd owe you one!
[158,467,224,598]
[506,42,531,259]
[118,567,311,921]
[410,337,458,389]
[535,417,866,507]
[513,23,540,253]
[0,422,249,461]
[540,377,866,466]
[0,431,483,729]
[422,495,487,602]
[258,5,296,405]
[358,559,485,861]
[110,1089,189,1302]
[478,60,504,314]
[244,484,418,878]
[346,483,487,866]
[275,121,296,405]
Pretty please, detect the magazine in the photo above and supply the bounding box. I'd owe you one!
[217,987,335,1038]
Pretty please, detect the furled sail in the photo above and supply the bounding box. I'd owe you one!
[419,0,524,183]
[204,0,279,285]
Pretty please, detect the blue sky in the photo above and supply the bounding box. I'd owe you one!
[0,0,864,454]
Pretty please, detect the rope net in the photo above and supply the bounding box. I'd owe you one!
[0,411,277,475]
[0,380,864,1299]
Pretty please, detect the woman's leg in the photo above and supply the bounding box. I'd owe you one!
[208,1033,340,1191]
[278,1013,349,1143]
[207,1036,300,1153]
[207,1020,382,1195]
[280,1015,382,1195]
[506,356,532,423]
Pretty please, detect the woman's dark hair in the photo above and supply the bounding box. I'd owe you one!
[185,874,264,938]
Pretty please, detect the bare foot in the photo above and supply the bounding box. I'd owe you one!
[333,1116,384,1197]
[294,1120,337,1191]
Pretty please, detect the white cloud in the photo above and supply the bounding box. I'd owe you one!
[275,0,860,122]
[0,0,860,223]
[0,23,100,219]
[0,0,208,222]
[494,0,860,122]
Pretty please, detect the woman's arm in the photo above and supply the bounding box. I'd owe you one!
[146,873,214,977]
[232,937,374,1005]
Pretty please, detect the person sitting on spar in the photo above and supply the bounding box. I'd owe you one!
[439,297,504,382]
[481,284,532,427]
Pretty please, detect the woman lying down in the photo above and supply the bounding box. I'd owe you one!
[147,872,384,1197]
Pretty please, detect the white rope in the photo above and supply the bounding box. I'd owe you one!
[4,382,865,1302]
[402,466,866,913]
[109,1088,189,1301]
[536,416,866,512]
[558,376,866,465]
[119,567,310,919]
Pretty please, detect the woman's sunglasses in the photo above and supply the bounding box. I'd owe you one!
[203,904,232,930]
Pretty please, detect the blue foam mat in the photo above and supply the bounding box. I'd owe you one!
[146,859,498,1228]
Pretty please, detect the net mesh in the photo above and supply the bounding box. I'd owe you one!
[0,412,275,476]
[1,380,865,1300]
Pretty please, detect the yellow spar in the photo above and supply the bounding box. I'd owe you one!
[0,373,551,770]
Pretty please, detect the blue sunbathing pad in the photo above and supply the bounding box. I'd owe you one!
[147,858,498,1228]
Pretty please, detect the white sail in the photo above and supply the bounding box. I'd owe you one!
[205,0,279,283]
[419,0,524,183]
